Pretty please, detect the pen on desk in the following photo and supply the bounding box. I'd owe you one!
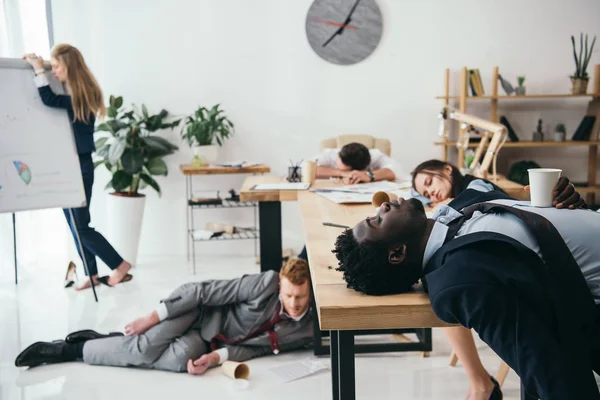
[322,222,350,229]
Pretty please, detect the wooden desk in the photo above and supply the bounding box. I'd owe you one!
[240,177,340,272]
[298,190,451,400]
[488,175,528,200]
[180,164,270,175]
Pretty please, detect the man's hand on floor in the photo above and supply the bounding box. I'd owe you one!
[187,352,220,375]
[124,311,160,336]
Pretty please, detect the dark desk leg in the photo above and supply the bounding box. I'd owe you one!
[521,382,538,400]
[258,201,282,272]
[338,331,356,400]
[13,213,17,284]
[330,331,339,400]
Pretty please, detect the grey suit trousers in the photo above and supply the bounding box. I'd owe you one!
[83,309,208,372]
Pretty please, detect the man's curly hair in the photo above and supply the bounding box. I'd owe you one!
[332,229,422,295]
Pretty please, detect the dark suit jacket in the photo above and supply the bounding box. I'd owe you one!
[422,188,600,399]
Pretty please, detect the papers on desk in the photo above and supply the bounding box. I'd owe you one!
[312,181,414,204]
[251,182,310,191]
[269,358,329,383]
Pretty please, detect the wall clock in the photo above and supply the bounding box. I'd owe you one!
[305,0,383,65]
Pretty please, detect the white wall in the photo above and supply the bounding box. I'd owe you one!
[49,0,600,261]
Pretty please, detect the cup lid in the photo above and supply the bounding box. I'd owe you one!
[527,168,562,173]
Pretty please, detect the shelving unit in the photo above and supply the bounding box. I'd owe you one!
[435,65,600,204]
[180,164,270,273]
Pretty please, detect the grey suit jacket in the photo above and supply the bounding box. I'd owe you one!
[160,270,314,362]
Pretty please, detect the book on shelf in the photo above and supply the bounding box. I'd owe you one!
[572,116,596,141]
[469,69,485,96]
[586,99,600,141]
[499,115,519,142]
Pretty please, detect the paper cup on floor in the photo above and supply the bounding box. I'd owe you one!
[222,361,250,380]
[528,168,562,207]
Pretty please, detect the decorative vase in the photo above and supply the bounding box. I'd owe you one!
[554,131,566,142]
[515,86,526,95]
[106,193,146,266]
[571,78,589,94]
[192,145,219,166]
[532,131,544,142]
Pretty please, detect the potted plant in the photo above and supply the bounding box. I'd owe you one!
[515,76,526,95]
[93,95,180,265]
[180,104,234,167]
[554,123,566,142]
[570,33,596,94]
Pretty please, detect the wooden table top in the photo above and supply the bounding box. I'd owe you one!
[240,174,528,202]
[180,164,271,176]
[298,190,452,331]
[240,176,336,202]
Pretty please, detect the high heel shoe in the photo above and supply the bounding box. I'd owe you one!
[64,261,77,288]
[490,376,503,399]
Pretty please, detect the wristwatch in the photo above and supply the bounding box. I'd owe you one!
[366,170,375,182]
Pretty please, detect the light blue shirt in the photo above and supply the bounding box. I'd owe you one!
[424,199,600,304]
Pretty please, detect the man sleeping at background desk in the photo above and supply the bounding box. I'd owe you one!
[313,142,405,184]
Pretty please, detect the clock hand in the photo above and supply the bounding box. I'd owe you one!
[321,0,362,47]
[311,17,358,30]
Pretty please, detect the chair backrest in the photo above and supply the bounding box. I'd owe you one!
[319,135,391,156]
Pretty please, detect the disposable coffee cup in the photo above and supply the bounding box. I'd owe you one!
[222,361,250,380]
[527,168,562,207]
[301,161,317,185]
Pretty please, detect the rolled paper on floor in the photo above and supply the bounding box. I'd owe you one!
[222,360,250,380]
[371,191,398,208]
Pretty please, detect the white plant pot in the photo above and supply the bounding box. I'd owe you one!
[106,193,146,267]
[193,145,219,166]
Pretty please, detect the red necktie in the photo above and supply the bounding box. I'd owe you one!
[210,302,283,354]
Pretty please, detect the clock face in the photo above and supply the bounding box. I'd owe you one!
[305,0,383,65]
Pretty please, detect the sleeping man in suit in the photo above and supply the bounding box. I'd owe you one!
[332,185,600,400]
[15,259,313,375]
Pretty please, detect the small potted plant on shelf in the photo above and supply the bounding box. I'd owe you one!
[554,123,566,142]
[570,33,596,94]
[94,95,180,265]
[515,76,526,95]
[532,119,544,142]
[180,104,235,167]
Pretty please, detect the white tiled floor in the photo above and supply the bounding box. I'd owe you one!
[0,255,522,400]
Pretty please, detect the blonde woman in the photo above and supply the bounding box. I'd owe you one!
[23,44,132,290]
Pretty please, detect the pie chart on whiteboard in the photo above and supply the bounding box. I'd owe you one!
[12,161,32,185]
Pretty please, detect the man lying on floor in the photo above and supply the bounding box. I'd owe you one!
[332,186,600,400]
[15,259,313,375]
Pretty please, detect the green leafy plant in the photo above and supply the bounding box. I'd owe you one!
[555,123,566,133]
[571,33,597,79]
[180,104,234,147]
[93,95,180,197]
[517,76,525,87]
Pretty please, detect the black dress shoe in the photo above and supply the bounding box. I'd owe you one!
[490,376,503,400]
[65,329,124,343]
[14,341,69,368]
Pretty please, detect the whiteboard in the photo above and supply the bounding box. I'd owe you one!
[0,58,86,213]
